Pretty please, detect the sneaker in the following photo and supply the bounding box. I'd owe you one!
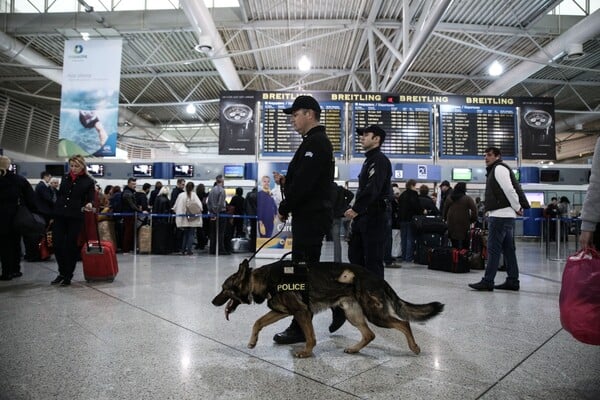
[468,280,494,291]
[494,280,520,291]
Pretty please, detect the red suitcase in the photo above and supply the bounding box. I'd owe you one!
[81,240,119,282]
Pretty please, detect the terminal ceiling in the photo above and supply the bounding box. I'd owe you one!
[0,0,599,162]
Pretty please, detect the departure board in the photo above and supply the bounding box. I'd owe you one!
[439,104,517,159]
[261,101,344,156]
[352,103,432,157]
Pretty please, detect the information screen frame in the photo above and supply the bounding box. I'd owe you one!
[351,102,433,158]
[173,164,194,178]
[260,100,344,157]
[439,104,518,160]
[132,164,153,178]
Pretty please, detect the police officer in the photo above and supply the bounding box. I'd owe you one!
[344,125,392,279]
[272,95,335,344]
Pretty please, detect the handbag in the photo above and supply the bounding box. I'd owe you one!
[38,236,52,260]
[185,198,202,221]
[559,248,600,345]
[14,204,45,238]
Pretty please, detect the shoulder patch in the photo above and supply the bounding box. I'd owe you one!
[305,151,313,157]
[368,166,375,177]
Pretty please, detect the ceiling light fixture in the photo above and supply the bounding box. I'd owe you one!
[186,104,196,114]
[298,55,311,72]
[488,60,503,76]
[81,32,90,41]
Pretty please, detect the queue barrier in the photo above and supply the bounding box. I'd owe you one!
[95,211,257,255]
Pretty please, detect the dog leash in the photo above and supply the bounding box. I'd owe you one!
[247,219,288,262]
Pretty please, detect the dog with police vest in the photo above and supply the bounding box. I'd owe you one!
[212,259,444,358]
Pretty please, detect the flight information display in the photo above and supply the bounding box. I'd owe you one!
[439,104,517,159]
[261,101,343,156]
[352,102,432,157]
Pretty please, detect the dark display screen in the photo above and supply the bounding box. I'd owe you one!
[87,164,104,177]
[133,164,153,177]
[352,103,432,157]
[261,101,343,156]
[173,164,194,177]
[439,104,517,159]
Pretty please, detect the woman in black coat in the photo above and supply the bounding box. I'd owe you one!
[51,155,95,286]
[0,156,37,280]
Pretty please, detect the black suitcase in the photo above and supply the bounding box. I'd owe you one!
[428,247,471,273]
[412,215,447,235]
[152,223,174,254]
[414,233,445,265]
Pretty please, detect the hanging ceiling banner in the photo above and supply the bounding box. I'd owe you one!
[58,39,122,157]
[518,97,556,160]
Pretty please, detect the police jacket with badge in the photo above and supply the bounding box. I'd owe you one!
[278,125,334,219]
[484,159,530,212]
[352,147,392,218]
[53,173,95,219]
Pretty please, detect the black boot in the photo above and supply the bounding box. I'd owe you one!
[329,307,346,333]
[273,319,305,344]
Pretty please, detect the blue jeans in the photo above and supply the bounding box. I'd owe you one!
[483,217,519,284]
[400,221,416,262]
[182,227,195,253]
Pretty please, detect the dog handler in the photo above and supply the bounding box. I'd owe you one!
[272,95,336,345]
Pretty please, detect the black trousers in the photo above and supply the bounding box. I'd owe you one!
[52,217,84,279]
[209,216,227,254]
[348,211,386,279]
[291,213,331,263]
[0,232,21,277]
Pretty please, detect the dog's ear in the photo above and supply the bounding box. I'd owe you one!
[238,259,252,280]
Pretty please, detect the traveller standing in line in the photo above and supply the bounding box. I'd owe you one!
[0,156,37,280]
[469,147,529,292]
[173,181,203,255]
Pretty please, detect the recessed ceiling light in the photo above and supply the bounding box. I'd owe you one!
[186,104,196,114]
[488,60,503,76]
[298,55,311,71]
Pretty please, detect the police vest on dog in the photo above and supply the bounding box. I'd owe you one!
[268,262,309,300]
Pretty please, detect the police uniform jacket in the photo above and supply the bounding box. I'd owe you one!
[352,147,392,216]
[53,173,95,219]
[278,125,334,218]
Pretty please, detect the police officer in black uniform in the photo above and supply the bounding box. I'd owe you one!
[345,125,392,279]
[272,95,335,344]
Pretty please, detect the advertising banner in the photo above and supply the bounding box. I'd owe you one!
[219,91,256,155]
[519,97,556,160]
[255,161,292,259]
[58,39,122,157]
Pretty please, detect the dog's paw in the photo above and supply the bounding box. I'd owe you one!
[410,343,421,355]
[343,346,361,354]
[294,350,313,358]
[247,342,256,349]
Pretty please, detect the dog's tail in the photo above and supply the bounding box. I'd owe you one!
[384,281,444,321]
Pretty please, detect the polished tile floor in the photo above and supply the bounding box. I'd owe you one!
[1,240,599,400]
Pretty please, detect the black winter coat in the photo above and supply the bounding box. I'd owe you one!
[0,171,37,234]
[53,173,95,219]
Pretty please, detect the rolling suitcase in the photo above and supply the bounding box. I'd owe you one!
[231,237,250,253]
[412,215,447,235]
[428,247,470,273]
[138,225,152,254]
[81,240,119,282]
[414,233,444,265]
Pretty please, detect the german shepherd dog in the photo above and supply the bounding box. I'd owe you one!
[212,259,444,358]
